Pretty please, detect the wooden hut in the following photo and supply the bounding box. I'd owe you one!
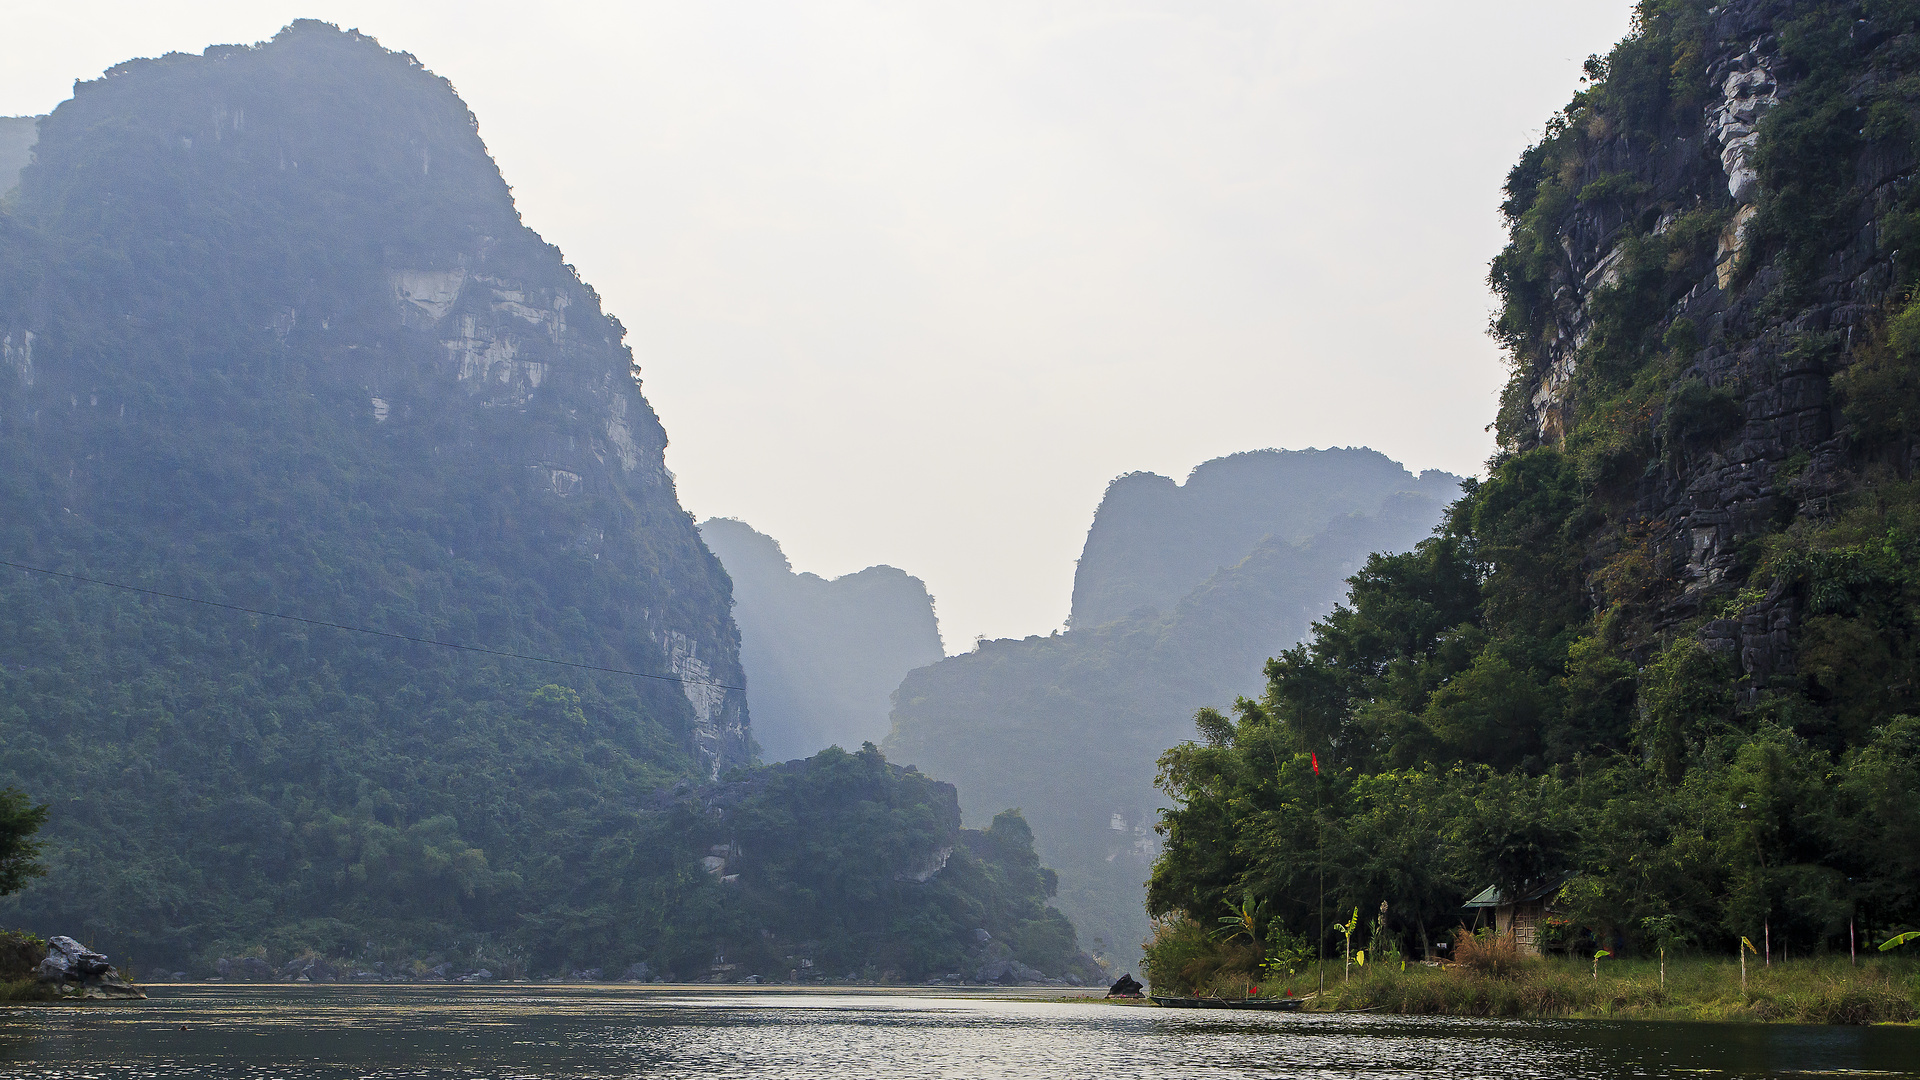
[1460,876,1575,956]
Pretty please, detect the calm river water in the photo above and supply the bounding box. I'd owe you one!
[0,984,1916,1079]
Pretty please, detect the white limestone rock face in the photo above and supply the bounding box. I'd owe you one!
[390,268,466,326]
[366,259,743,768]
[1523,27,1786,447]
[1707,44,1781,204]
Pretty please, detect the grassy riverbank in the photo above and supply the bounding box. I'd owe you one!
[1249,955,1920,1024]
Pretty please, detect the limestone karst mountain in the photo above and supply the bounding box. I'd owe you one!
[0,21,759,970]
[885,448,1460,970]
[1072,449,1463,628]
[1147,0,1920,985]
[699,518,943,762]
[0,20,1104,985]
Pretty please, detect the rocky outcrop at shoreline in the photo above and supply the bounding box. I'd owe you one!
[35,936,145,1000]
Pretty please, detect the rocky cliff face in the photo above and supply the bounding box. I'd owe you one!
[699,519,942,762]
[1496,0,1920,702]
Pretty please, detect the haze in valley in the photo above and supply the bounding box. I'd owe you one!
[2,1,1631,647]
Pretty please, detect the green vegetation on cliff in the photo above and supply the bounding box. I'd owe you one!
[1148,0,1920,993]
[0,21,739,972]
[0,22,1079,982]
[0,789,45,900]
[650,745,1098,984]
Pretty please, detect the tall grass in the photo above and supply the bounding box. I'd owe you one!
[1299,954,1920,1024]
[0,978,56,1003]
[1144,914,1919,1023]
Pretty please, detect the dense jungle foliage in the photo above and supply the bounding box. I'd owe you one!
[655,745,1098,984]
[0,789,46,899]
[1147,0,1920,991]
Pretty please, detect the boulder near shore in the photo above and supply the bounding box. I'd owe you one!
[9,934,146,1000]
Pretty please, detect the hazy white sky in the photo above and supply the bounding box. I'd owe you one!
[3,2,1632,649]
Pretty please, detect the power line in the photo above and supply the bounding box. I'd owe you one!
[0,557,744,692]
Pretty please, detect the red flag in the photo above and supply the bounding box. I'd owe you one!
[1311,752,1319,775]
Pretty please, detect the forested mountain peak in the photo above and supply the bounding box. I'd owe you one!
[0,20,749,968]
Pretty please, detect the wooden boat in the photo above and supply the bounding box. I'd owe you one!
[1149,995,1303,1011]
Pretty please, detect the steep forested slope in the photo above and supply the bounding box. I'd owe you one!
[647,745,1100,985]
[699,518,943,762]
[887,449,1458,970]
[1150,0,1920,984]
[0,21,738,971]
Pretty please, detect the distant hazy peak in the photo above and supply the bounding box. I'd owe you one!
[1070,447,1462,629]
[698,518,944,762]
[700,517,795,575]
[700,517,940,600]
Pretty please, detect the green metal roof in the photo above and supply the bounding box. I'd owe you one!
[1461,884,1501,908]
[1461,874,1578,909]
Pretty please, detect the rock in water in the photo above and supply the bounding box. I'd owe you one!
[36,936,145,999]
[44,936,108,976]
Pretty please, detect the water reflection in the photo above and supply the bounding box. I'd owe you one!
[0,985,1911,1079]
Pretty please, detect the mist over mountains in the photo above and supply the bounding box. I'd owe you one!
[699,518,942,762]
[0,22,1087,982]
[885,448,1460,969]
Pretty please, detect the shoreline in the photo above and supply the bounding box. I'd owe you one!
[17,979,1919,1027]
[1143,955,1920,1026]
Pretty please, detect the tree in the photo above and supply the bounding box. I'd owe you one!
[0,787,48,896]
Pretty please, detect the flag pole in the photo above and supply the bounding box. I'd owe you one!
[1315,750,1324,995]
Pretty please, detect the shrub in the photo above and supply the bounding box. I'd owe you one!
[1451,928,1538,979]
[1142,913,1262,995]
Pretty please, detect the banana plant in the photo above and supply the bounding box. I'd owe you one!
[1878,930,1920,952]
[1211,893,1266,944]
[1592,948,1610,980]
[1338,907,1360,982]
